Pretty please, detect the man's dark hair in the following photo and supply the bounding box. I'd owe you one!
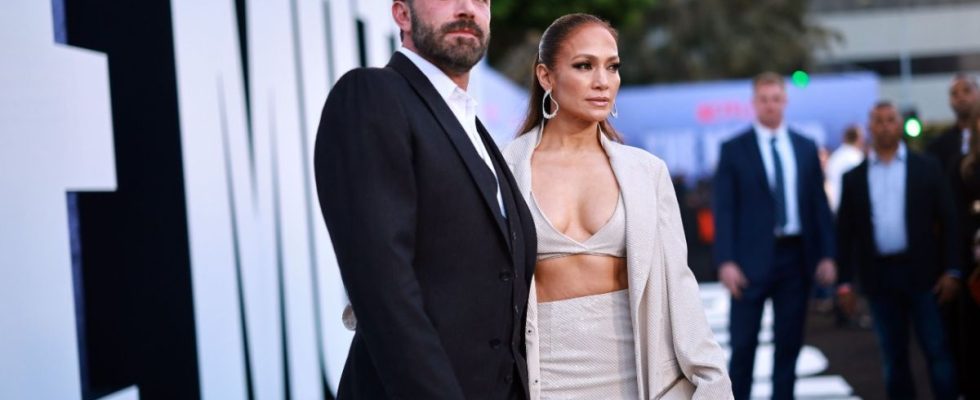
[842,125,861,144]
[873,100,897,111]
[752,71,785,90]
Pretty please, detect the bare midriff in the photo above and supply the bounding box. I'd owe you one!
[534,254,628,302]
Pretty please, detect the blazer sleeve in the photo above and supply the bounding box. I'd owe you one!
[929,157,961,275]
[835,171,856,285]
[712,142,736,266]
[313,69,466,399]
[655,159,734,399]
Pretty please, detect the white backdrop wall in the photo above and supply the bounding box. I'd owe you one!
[1,0,406,398]
[1,1,115,399]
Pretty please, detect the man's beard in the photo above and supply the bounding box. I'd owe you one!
[955,104,974,121]
[410,11,489,76]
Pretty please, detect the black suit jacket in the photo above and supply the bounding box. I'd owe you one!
[836,149,960,294]
[926,125,963,173]
[313,52,536,400]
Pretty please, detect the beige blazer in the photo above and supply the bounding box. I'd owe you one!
[503,126,732,400]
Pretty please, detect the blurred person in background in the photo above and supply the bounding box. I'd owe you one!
[825,125,866,214]
[947,101,980,399]
[713,72,837,400]
[927,74,979,172]
[837,101,960,400]
[819,125,867,322]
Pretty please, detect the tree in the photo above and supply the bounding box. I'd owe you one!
[488,0,840,86]
[488,0,656,87]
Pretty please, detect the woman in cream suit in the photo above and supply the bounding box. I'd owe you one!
[503,14,731,399]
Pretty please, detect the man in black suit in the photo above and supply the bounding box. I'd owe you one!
[927,74,980,400]
[313,1,535,399]
[927,74,978,172]
[837,101,961,400]
[714,72,837,400]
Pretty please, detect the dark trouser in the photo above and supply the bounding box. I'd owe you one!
[944,273,980,399]
[729,238,809,400]
[869,287,957,400]
[957,294,980,399]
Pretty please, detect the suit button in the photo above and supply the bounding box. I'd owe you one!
[499,270,513,281]
[489,339,501,349]
[512,231,518,241]
[514,305,520,315]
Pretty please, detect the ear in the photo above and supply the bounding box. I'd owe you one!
[392,1,412,38]
[535,64,553,92]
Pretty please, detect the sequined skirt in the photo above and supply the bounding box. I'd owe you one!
[536,289,639,400]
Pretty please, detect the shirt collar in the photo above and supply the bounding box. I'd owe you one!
[869,141,907,164]
[398,46,473,107]
[753,121,788,144]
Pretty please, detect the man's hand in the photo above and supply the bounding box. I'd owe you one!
[837,285,857,317]
[933,273,960,305]
[719,262,749,299]
[968,268,980,305]
[815,258,837,286]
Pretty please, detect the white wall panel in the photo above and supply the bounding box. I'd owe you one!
[0,1,115,399]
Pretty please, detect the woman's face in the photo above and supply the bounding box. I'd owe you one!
[539,24,620,124]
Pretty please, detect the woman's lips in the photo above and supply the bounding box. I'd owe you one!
[587,97,610,107]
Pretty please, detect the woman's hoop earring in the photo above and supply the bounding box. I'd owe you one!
[610,102,619,118]
[542,89,559,119]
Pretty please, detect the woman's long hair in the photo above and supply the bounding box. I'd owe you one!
[961,102,980,180]
[516,13,623,143]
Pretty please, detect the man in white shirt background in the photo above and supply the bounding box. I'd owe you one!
[825,125,865,214]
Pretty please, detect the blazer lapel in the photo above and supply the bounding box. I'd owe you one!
[903,153,916,238]
[477,118,513,252]
[744,130,772,195]
[854,161,872,226]
[602,135,654,318]
[789,132,807,202]
[387,53,510,247]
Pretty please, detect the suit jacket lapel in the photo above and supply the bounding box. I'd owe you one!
[387,53,510,247]
[904,153,916,237]
[744,130,771,195]
[477,119,514,252]
[855,162,872,227]
[789,132,807,202]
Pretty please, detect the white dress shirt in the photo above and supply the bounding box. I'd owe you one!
[754,122,801,235]
[962,128,970,155]
[826,143,865,213]
[398,46,505,217]
[868,142,908,255]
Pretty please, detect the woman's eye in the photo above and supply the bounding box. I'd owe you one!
[573,63,592,70]
[609,63,621,72]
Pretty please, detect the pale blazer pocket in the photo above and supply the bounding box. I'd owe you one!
[659,377,695,399]
[656,359,694,399]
